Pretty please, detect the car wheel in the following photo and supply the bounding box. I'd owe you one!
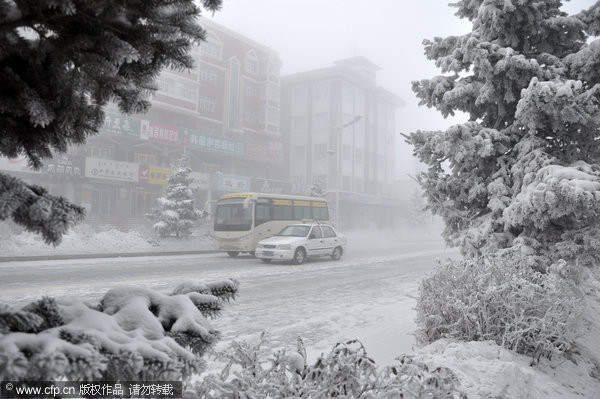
[293,247,306,265]
[261,258,272,263]
[331,246,343,261]
[227,251,239,258]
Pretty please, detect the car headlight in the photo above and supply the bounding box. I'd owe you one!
[277,244,292,250]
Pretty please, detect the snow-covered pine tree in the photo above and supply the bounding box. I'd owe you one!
[407,0,600,265]
[147,154,207,238]
[0,0,222,245]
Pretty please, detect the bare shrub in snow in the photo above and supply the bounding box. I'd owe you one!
[193,334,466,398]
[0,279,238,381]
[416,252,582,363]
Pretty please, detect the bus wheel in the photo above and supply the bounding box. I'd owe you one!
[227,251,240,258]
[249,251,256,257]
[293,248,306,265]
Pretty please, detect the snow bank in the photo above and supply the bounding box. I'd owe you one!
[0,223,213,257]
[412,266,600,399]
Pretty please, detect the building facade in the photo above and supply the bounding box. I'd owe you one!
[0,19,288,229]
[281,57,404,229]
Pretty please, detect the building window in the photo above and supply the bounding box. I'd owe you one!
[245,50,259,74]
[87,146,111,159]
[131,190,156,216]
[134,152,156,165]
[355,149,363,163]
[229,58,240,128]
[199,68,218,85]
[156,76,197,102]
[198,95,217,113]
[313,112,329,130]
[342,145,352,162]
[314,143,327,160]
[268,83,280,103]
[292,146,305,164]
[292,115,307,132]
[200,32,222,60]
[313,81,329,103]
[268,57,280,78]
[245,85,258,97]
[343,176,351,191]
[243,111,256,123]
[267,106,279,126]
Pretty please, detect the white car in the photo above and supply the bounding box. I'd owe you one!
[255,223,347,264]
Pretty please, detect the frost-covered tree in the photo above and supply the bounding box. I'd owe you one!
[0,279,238,381]
[407,0,600,265]
[147,154,207,238]
[0,0,222,245]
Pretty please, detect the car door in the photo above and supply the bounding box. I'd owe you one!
[306,226,325,256]
[320,225,338,254]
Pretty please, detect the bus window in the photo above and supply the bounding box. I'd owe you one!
[293,200,312,219]
[273,199,293,220]
[255,199,271,226]
[214,198,253,231]
[311,201,329,221]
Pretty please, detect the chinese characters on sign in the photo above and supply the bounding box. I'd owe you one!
[85,158,139,182]
[182,128,245,156]
[140,120,180,143]
[101,113,141,138]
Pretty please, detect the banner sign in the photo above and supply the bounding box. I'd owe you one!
[140,120,180,143]
[85,158,139,182]
[245,141,283,164]
[101,112,141,138]
[43,155,84,178]
[148,165,172,185]
[250,178,290,194]
[189,171,210,191]
[182,128,245,156]
[216,173,250,192]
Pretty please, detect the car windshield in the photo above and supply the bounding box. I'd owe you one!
[276,225,310,237]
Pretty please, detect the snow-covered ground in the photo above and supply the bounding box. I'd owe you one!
[1,222,599,398]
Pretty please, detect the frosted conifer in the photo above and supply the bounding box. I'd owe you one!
[147,154,208,238]
[407,0,600,264]
[0,0,222,245]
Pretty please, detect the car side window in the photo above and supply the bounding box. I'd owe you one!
[309,226,322,239]
[322,226,336,238]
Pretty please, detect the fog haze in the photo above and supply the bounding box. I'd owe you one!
[210,0,596,178]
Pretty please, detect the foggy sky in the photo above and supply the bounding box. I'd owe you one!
[208,0,596,179]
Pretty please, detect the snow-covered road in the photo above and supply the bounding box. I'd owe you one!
[0,232,456,364]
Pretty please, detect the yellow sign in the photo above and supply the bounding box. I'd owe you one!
[312,201,327,207]
[148,166,172,185]
[294,200,310,206]
[273,199,292,205]
[221,193,256,199]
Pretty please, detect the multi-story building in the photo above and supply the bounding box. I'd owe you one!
[281,57,404,229]
[0,18,287,229]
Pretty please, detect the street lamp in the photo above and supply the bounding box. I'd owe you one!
[329,115,361,228]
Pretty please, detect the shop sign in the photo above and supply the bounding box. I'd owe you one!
[250,178,290,194]
[85,157,139,182]
[245,141,284,164]
[182,128,245,156]
[0,156,39,174]
[101,112,141,138]
[216,173,250,192]
[43,155,84,178]
[140,120,180,143]
[148,165,172,185]
[189,171,210,191]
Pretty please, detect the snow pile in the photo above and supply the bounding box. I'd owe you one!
[0,223,213,257]
[413,266,600,399]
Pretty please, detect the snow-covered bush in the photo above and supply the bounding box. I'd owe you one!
[147,155,208,238]
[416,252,582,363]
[0,279,238,381]
[193,334,466,398]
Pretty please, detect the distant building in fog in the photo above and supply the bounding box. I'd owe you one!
[281,57,405,229]
[0,19,287,228]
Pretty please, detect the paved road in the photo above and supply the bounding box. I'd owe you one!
[0,235,457,364]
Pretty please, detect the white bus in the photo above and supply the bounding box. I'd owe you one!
[213,192,330,257]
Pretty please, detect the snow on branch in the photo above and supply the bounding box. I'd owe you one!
[0,278,238,381]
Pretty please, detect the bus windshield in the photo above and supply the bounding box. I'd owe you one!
[214,198,253,231]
